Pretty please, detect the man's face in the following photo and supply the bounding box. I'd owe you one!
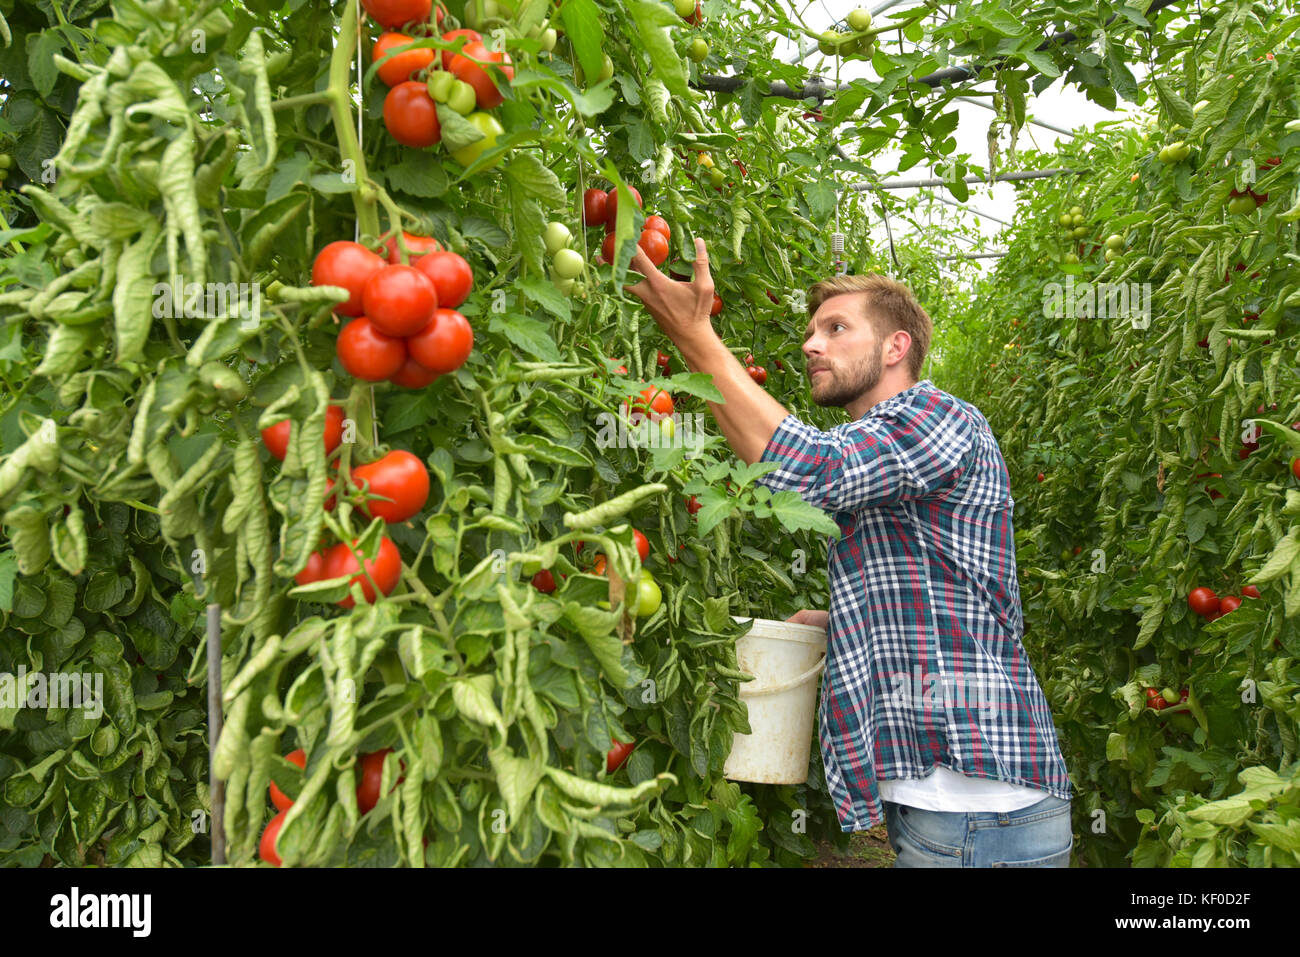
[803,292,884,408]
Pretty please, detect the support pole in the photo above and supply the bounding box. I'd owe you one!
[207,603,225,866]
[855,166,1086,190]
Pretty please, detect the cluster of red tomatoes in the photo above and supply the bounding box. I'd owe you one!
[1145,687,1189,711]
[1187,584,1260,623]
[311,233,474,387]
[582,185,671,267]
[365,0,511,162]
[261,404,431,608]
[260,747,402,866]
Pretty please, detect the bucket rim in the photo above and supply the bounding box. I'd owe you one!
[730,615,827,646]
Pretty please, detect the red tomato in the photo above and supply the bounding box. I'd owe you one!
[356,748,397,814]
[324,477,337,511]
[373,32,435,87]
[685,495,701,516]
[644,215,671,240]
[1242,585,1261,599]
[323,537,403,608]
[606,739,635,774]
[1293,457,1300,481]
[1180,688,1189,702]
[361,0,430,28]
[337,318,408,381]
[440,28,483,70]
[259,810,287,866]
[583,188,609,227]
[389,356,441,388]
[1145,688,1167,711]
[600,231,617,264]
[605,185,642,224]
[408,308,474,374]
[1187,586,1219,618]
[628,386,673,419]
[448,41,514,109]
[414,251,474,309]
[747,365,768,385]
[383,81,441,147]
[633,529,649,562]
[710,293,722,316]
[656,350,671,373]
[311,241,385,316]
[294,550,329,587]
[352,449,430,523]
[531,569,556,593]
[1218,595,1242,615]
[1036,472,1045,482]
[638,228,669,266]
[261,404,346,462]
[380,230,443,263]
[269,749,307,811]
[591,554,607,576]
[363,264,438,336]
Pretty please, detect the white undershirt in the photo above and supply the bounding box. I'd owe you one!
[879,767,1048,812]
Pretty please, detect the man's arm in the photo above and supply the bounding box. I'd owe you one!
[625,238,788,463]
[676,329,790,464]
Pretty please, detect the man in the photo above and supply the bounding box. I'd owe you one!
[626,239,1073,868]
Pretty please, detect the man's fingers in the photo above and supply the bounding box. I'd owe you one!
[692,237,710,283]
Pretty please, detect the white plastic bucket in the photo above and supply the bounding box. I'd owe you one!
[723,616,827,785]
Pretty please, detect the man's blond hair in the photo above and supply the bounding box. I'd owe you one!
[806,274,932,381]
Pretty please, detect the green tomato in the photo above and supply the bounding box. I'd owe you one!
[1161,687,1181,704]
[520,558,543,576]
[447,79,477,115]
[1063,252,1079,264]
[1175,142,1191,161]
[1060,548,1072,562]
[552,248,585,279]
[1226,194,1256,215]
[688,38,709,62]
[659,417,676,442]
[847,7,873,31]
[673,0,696,15]
[855,35,874,57]
[426,70,455,103]
[1070,212,1084,226]
[575,51,614,86]
[553,275,576,295]
[1104,248,1119,263]
[1069,206,1083,217]
[543,221,572,255]
[1070,225,1088,239]
[450,111,506,168]
[636,570,662,618]
[1104,233,1124,250]
[709,168,725,187]
[1058,213,1072,227]
[540,28,557,52]
[817,31,842,56]
[0,154,11,170]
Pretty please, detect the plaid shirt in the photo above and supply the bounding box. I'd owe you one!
[756,380,1072,831]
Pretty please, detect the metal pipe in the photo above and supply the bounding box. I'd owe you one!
[953,96,1076,137]
[854,166,1086,190]
[207,603,225,866]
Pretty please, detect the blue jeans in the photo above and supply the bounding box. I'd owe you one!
[883,794,1073,867]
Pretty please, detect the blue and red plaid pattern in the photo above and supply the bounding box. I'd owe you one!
[756,380,1072,831]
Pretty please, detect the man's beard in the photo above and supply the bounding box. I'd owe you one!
[811,347,882,408]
